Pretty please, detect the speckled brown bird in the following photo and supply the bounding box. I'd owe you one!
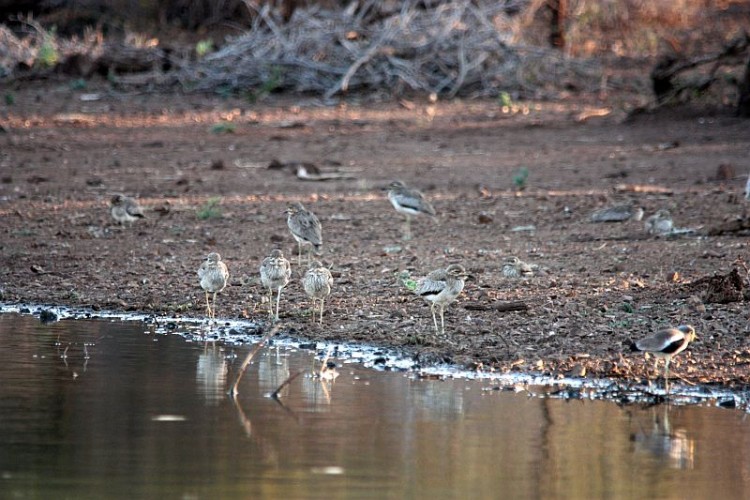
[415,264,467,335]
[501,256,534,278]
[387,180,436,240]
[645,210,673,235]
[260,249,291,321]
[302,260,333,324]
[110,194,145,226]
[285,202,322,266]
[198,252,229,319]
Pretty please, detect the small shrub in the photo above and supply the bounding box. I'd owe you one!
[70,79,87,90]
[210,122,235,134]
[512,167,529,191]
[197,197,223,220]
[196,39,213,58]
[37,39,59,68]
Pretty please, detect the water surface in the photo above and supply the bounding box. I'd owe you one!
[1,313,749,499]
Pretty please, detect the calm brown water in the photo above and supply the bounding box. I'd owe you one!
[1,312,749,499]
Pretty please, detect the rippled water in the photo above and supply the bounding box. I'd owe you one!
[1,312,750,499]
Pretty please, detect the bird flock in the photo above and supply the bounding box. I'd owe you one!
[110,181,700,391]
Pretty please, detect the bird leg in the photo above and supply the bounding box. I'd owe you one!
[403,215,413,241]
[275,286,282,321]
[439,305,445,335]
[266,288,274,319]
[664,358,672,394]
[204,291,212,318]
[319,297,325,323]
[297,241,303,267]
[211,292,218,319]
[430,303,439,333]
[310,298,317,322]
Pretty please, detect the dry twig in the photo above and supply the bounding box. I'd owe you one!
[229,323,281,397]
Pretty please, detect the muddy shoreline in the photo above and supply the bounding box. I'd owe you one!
[2,83,750,388]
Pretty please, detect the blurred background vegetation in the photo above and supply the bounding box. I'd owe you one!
[0,0,748,111]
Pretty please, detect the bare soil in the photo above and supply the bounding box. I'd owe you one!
[2,81,750,387]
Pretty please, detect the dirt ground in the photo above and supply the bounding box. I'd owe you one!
[2,81,750,387]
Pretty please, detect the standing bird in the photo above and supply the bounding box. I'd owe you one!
[631,325,697,392]
[285,202,322,266]
[415,264,467,335]
[260,249,291,321]
[645,210,673,235]
[501,256,534,278]
[110,194,145,226]
[387,180,436,240]
[197,252,229,319]
[302,260,333,324]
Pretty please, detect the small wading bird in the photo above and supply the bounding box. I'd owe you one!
[110,194,145,225]
[198,252,229,319]
[501,256,534,278]
[387,180,436,240]
[645,209,673,235]
[631,325,697,392]
[260,249,291,321]
[303,260,333,324]
[285,202,322,266]
[415,264,467,335]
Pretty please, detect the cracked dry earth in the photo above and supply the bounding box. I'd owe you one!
[2,82,750,388]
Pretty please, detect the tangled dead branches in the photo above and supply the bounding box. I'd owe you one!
[179,0,601,98]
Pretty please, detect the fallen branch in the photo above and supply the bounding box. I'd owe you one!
[706,217,750,236]
[271,369,306,399]
[229,323,281,397]
[463,300,528,312]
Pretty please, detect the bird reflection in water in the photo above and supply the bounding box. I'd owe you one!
[196,346,228,405]
[630,404,695,470]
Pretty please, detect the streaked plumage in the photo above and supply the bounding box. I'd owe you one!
[285,202,322,266]
[501,256,534,278]
[198,252,229,319]
[110,194,145,225]
[387,180,436,240]
[590,204,644,223]
[415,264,467,335]
[302,261,333,323]
[645,210,673,235]
[631,325,697,392]
[260,249,291,321]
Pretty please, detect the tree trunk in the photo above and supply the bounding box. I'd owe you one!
[738,55,750,117]
[547,0,566,49]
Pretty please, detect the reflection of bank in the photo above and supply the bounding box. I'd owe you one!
[630,405,695,470]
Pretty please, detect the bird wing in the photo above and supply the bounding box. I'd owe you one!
[393,190,436,215]
[126,199,145,217]
[416,270,447,296]
[635,328,684,352]
[197,261,208,279]
[590,204,632,223]
[294,212,323,244]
